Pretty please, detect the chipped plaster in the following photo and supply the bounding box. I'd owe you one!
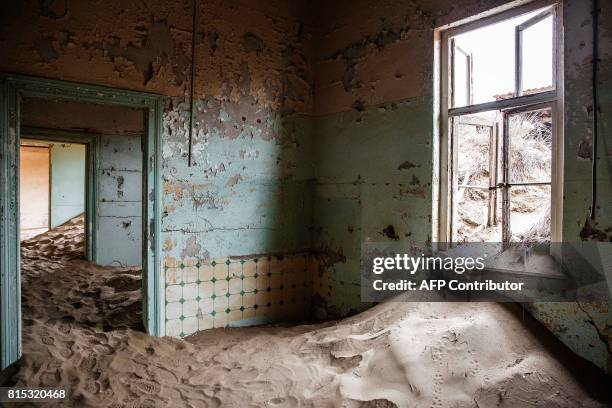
[1,0,611,371]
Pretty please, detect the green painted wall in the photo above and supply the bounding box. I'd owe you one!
[161,100,314,263]
[97,134,143,267]
[312,97,433,316]
[0,0,610,372]
[311,0,612,372]
[160,99,315,335]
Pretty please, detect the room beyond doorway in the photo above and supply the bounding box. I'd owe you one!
[20,139,86,242]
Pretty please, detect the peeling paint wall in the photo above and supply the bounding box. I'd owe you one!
[158,0,316,334]
[1,0,316,336]
[310,0,511,318]
[561,0,612,241]
[527,0,612,374]
[311,97,433,317]
[311,0,612,373]
[2,0,611,370]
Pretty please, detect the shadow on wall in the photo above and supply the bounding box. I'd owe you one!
[161,94,317,337]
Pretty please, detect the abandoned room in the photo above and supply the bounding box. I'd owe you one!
[0,0,611,406]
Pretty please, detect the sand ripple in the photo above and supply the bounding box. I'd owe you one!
[2,216,609,407]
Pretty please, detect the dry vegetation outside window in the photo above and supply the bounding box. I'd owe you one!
[454,110,552,243]
[440,3,561,247]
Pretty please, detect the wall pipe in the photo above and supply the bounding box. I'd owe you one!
[187,0,197,167]
[590,0,599,219]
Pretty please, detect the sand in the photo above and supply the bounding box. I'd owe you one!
[3,216,610,407]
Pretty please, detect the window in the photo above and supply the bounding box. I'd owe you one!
[438,1,562,247]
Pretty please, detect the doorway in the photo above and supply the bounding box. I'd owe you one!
[19,130,95,260]
[0,74,164,369]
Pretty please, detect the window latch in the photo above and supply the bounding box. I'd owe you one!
[490,182,507,190]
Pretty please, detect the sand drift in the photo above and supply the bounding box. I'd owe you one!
[1,216,608,407]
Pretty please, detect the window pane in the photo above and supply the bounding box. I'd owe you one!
[457,120,493,188]
[453,51,469,107]
[451,7,554,107]
[452,111,501,242]
[455,187,502,242]
[509,185,551,243]
[520,14,554,93]
[508,108,552,184]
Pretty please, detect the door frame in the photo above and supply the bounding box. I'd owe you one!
[0,73,164,369]
[21,127,98,262]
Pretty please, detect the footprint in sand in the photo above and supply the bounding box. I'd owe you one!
[331,354,363,371]
[130,379,161,395]
[40,335,55,345]
[57,320,73,335]
[92,343,115,355]
[80,355,98,371]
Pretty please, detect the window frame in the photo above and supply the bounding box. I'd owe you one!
[516,7,556,96]
[436,0,564,245]
[501,102,555,243]
[450,39,474,107]
[449,114,500,242]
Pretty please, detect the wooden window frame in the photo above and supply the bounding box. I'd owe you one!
[435,0,564,246]
[450,40,474,107]
[449,115,499,241]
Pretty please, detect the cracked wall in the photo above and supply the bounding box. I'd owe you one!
[1,0,317,336]
[527,0,612,374]
[311,0,612,373]
[2,0,611,370]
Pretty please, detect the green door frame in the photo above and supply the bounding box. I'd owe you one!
[0,74,164,370]
[21,127,98,262]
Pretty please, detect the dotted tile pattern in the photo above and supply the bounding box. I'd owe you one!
[165,254,311,338]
